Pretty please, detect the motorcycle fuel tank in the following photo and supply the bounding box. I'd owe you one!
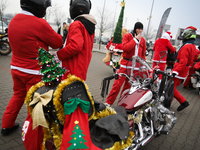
[118,88,153,111]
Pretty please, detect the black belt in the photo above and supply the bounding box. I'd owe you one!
[123,58,132,61]
[177,61,189,66]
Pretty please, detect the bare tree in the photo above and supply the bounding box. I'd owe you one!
[0,0,8,33]
[96,7,113,49]
[46,4,67,30]
[143,25,156,43]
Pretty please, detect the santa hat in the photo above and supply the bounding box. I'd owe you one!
[162,31,172,40]
[184,26,197,32]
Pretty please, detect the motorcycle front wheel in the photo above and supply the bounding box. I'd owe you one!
[0,40,11,55]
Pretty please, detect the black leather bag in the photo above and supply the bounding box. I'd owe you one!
[167,50,176,61]
[163,79,174,108]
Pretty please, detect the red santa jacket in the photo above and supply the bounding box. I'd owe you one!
[8,12,63,74]
[57,15,96,81]
[153,38,175,63]
[120,33,146,69]
[172,43,196,79]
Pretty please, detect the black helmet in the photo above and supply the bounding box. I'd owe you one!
[20,0,51,18]
[181,26,197,42]
[69,0,91,19]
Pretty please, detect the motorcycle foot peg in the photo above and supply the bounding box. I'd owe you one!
[160,121,166,125]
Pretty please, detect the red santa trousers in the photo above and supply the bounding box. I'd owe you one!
[173,78,186,104]
[183,67,196,87]
[153,62,166,80]
[2,69,42,128]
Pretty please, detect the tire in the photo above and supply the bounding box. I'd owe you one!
[0,40,11,55]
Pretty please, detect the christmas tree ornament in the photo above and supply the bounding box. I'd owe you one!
[37,47,67,84]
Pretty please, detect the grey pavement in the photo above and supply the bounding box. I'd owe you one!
[0,45,200,150]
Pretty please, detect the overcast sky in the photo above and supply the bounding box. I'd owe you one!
[4,0,200,37]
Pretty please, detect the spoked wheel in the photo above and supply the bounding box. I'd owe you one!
[0,40,11,55]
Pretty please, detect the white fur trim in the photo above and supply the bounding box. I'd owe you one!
[21,10,34,16]
[174,76,186,80]
[11,65,43,75]
[172,71,179,76]
[161,32,171,40]
[152,60,166,63]
[120,64,139,70]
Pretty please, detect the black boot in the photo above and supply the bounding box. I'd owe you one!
[1,123,19,136]
[177,101,189,112]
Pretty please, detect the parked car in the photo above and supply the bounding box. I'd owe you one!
[93,36,109,45]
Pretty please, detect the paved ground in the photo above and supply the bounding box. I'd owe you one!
[0,46,200,150]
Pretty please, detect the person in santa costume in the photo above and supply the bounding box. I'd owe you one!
[106,22,146,106]
[183,48,200,89]
[1,0,62,147]
[55,0,96,81]
[172,26,197,111]
[152,31,176,79]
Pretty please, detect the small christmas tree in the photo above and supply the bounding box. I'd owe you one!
[112,0,125,44]
[37,47,67,83]
[68,120,89,150]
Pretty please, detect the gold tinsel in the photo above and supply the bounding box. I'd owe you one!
[25,74,135,150]
[93,106,117,120]
[24,82,45,115]
[128,109,143,124]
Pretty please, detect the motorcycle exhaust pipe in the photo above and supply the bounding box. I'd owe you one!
[141,120,154,146]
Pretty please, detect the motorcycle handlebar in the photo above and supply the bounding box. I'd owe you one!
[155,69,173,78]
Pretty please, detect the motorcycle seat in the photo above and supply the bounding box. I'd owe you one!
[61,81,95,117]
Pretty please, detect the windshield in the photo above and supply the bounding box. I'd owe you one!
[125,56,152,81]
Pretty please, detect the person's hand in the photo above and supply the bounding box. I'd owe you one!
[53,52,62,67]
[135,32,142,41]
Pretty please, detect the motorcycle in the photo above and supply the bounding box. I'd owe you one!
[101,53,177,150]
[23,48,176,150]
[191,70,200,96]
[0,30,12,55]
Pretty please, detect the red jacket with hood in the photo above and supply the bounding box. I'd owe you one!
[57,14,96,81]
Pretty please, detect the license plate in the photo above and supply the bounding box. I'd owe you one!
[197,82,200,87]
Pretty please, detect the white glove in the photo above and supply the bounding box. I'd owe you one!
[53,52,62,67]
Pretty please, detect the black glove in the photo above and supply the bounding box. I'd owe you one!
[172,73,177,78]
